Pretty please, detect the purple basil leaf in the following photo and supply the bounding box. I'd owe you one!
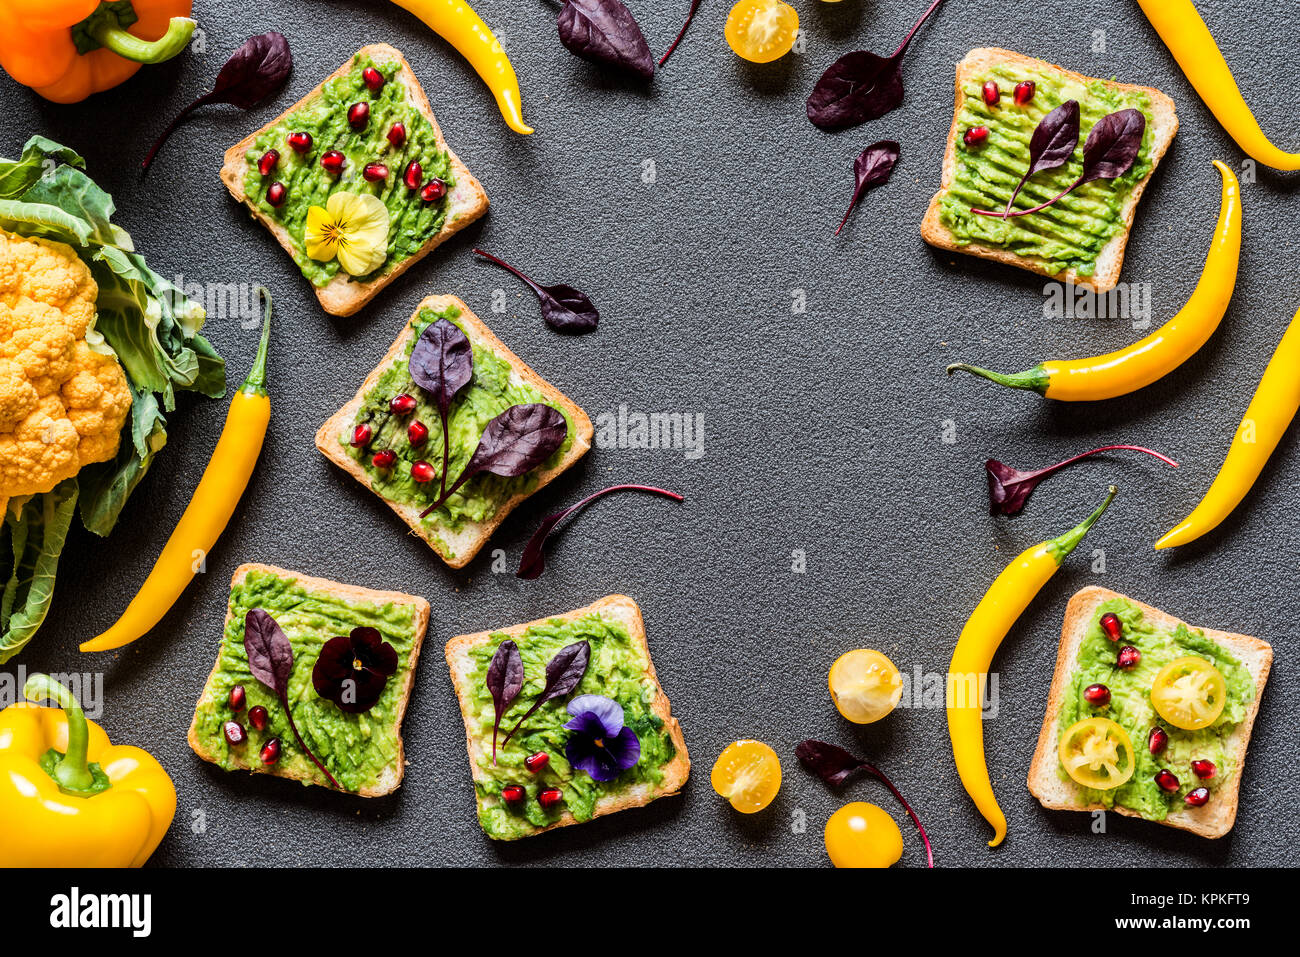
[486,639,524,763]
[1002,99,1080,215]
[836,140,901,235]
[985,445,1176,516]
[557,0,655,80]
[409,319,473,419]
[795,739,869,788]
[474,249,598,334]
[501,641,592,747]
[1078,108,1146,185]
[243,609,294,697]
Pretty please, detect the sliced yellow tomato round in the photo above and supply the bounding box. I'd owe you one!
[1058,717,1136,790]
[725,0,799,64]
[829,649,903,724]
[711,740,781,813]
[1150,656,1227,730]
[824,802,903,868]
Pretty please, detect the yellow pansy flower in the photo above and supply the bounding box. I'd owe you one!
[304,191,390,276]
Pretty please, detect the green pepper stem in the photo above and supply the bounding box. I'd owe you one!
[240,288,273,397]
[946,362,1050,395]
[1046,485,1118,565]
[90,15,196,65]
[23,673,97,794]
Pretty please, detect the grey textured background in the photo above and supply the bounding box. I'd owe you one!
[3,0,1298,867]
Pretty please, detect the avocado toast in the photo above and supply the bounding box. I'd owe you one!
[446,595,690,840]
[1028,586,1271,838]
[922,48,1178,293]
[316,294,594,569]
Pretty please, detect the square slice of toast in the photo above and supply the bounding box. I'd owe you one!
[188,563,431,796]
[220,43,488,316]
[445,595,690,840]
[315,294,593,569]
[1027,586,1271,838]
[922,48,1178,293]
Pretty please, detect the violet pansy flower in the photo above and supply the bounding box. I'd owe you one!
[563,694,640,782]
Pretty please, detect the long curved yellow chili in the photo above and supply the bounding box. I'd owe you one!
[1156,303,1300,549]
[80,290,273,653]
[389,0,532,135]
[1137,0,1300,171]
[948,161,1240,401]
[947,486,1116,847]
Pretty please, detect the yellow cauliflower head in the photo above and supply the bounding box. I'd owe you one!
[0,231,132,500]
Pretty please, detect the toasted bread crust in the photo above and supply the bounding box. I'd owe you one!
[219,44,489,317]
[444,595,691,840]
[314,294,594,568]
[921,47,1178,294]
[187,562,431,797]
[1027,586,1272,838]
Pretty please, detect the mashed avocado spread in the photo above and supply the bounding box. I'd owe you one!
[465,613,676,840]
[1057,598,1253,820]
[191,568,420,792]
[242,53,456,287]
[938,63,1156,277]
[342,304,575,555]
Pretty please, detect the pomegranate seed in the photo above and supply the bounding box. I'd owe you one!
[258,149,280,176]
[1185,787,1210,807]
[351,423,373,448]
[224,720,246,746]
[419,178,447,203]
[260,738,281,765]
[1117,645,1141,669]
[387,122,407,148]
[407,421,428,446]
[1083,683,1110,706]
[228,685,246,712]
[266,183,287,208]
[371,449,397,469]
[287,131,313,153]
[1099,612,1123,642]
[321,150,345,174]
[363,162,389,182]
[502,785,526,805]
[982,80,1000,106]
[1014,80,1036,105]
[524,752,550,774]
[249,705,269,731]
[963,126,989,148]
[1191,759,1217,779]
[362,67,385,92]
[403,161,423,190]
[347,102,370,130]
[1148,726,1168,756]
[1154,769,1180,792]
[538,787,563,809]
[389,393,417,416]
[410,460,435,483]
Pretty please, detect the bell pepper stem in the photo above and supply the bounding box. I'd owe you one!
[91,16,196,65]
[240,288,273,397]
[22,673,96,794]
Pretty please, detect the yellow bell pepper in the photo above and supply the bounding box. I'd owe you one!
[0,673,176,867]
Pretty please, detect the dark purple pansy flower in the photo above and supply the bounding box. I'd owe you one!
[311,626,399,714]
[563,694,640,782]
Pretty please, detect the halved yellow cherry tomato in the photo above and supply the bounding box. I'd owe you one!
[1059,717,1136,790]
[829,649,903,724]
[824,802,903,868]
[1150,657,1227,731]
[725,0,799,64]
[711,740,781,813]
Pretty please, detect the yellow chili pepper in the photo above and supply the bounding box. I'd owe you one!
[389,0,532,135]
[1156,303,1300,549]
[0,673,176,867]
[1137,0,1300,172]
[947,486,1116,847]
[948,162,1240,401]
[80,289,273,653]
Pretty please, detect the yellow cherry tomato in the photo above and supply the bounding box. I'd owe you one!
[725,0,799,64]
[1150,657,1227,731]
[1058,717,1136,790]
[824,802,903,868]
[829,649,903,724]
[711,740,781,813]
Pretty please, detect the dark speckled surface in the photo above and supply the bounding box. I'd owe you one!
[2,0,1298,867]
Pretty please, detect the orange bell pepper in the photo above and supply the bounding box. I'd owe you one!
[0,0,196,104]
